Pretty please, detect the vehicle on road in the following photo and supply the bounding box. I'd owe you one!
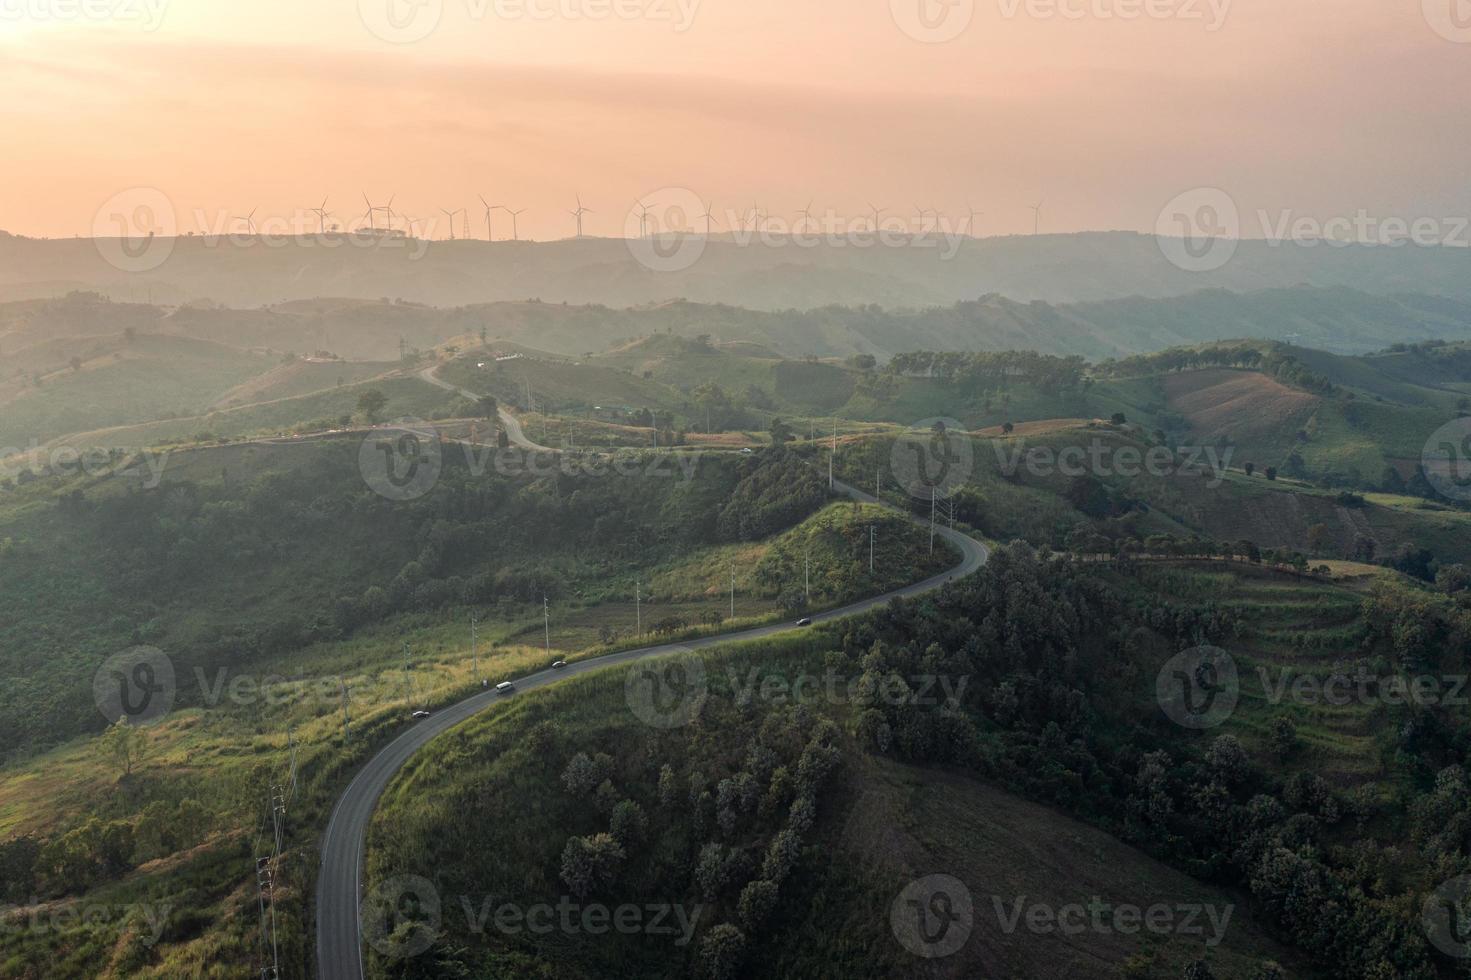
[796,617,812,626]
[411,710,431,719]
[496,681,515,694]
[552,661,567,669]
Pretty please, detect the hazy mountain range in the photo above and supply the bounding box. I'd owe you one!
[3,230,1468,312]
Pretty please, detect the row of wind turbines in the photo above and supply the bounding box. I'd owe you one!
[228,194,1047,241]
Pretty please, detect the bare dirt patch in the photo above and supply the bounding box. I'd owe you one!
[1164,369,1318,445]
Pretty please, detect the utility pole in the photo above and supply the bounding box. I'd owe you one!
[870,525,876,572]
[804,550,810,604]
[730,565,735,621]
[829,426,836,490]
[402,642,411,709]
[875,464,880,501]
[929,487,936,555]
[635,577,642,639]
[471,615,478,682]
[543,596,550,656]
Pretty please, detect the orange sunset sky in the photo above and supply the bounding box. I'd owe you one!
[2,0,1469,241]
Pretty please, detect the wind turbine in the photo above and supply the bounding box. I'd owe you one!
[913,205,936,233]
[362,193,394,232]
[634,201,655,239]
[479,195,498,241]
[1031,200,1043,235]
[868,203,886,232]
[700,203,717,237]
[311,197,331,234]
[963,203,983,237]
[797,200,815,233]
[569,196,592,238]
[236,208,258,234]
[440,208,464,240]
[499,206,525,241]
[747,202,763,232]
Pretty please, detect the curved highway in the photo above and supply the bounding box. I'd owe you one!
[315,477,988,980]
[416,363,552,452]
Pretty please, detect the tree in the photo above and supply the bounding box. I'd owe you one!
[1244,462,1256,476]
[695,842,734,898]
[497,428,510,449]
[610,800,647,847]
[1264,466,1278,481]
[699,924,747,980]
[769,417,793,446]
[99,717,144,777]
[738,878,780,931]
[1001,421,1014,434]
[475,395,498,419]
[1110,412,1127,425]
[1206,735,1248,784]
[357,388,389,423]
[1268,716,1298,759]
[562,752,613,796]
[1436,563,1471,595]
[559,833,625,898]
[658,764,679,808]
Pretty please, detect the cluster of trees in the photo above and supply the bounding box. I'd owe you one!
[550,700,844,979]
[824,542,1471,978]
[0,796,211,901]
[715,452,825,541]
[1066,531,1327,576]
[1096,344,1336,395]
[886,350,1086,392]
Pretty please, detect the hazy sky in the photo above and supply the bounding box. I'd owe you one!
[2,0,1469,241]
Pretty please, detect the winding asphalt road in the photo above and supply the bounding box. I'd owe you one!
[417,363,552,452]
[315,477,989,980]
